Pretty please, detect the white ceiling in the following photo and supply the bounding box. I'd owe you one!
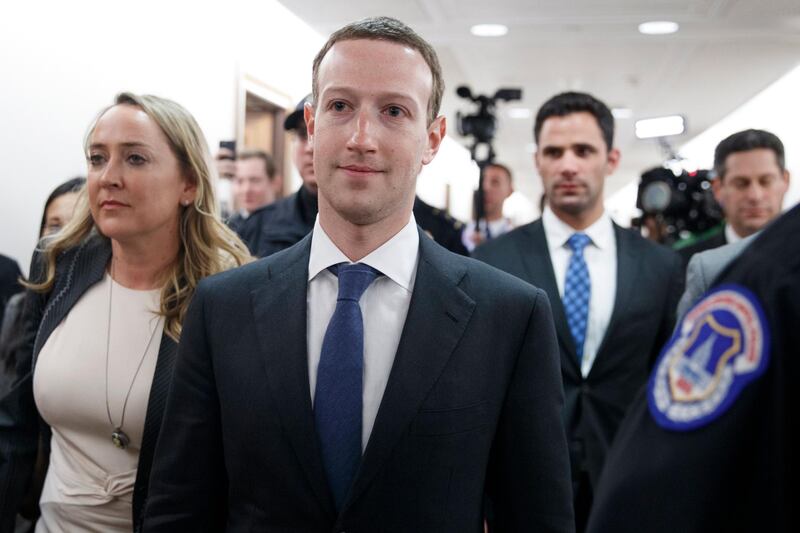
[278,0,800,202]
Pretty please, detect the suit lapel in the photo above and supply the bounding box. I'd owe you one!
[250,235,336,518]
[344,231,476,511]
[592,224,639,369]
[516,221,580,371]
[134,333,177,524]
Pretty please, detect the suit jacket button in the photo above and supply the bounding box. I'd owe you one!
[581,384,590,395]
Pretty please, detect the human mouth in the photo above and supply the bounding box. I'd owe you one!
[100,199,128,209]
[555,182,582,194]
[339,165,382,177]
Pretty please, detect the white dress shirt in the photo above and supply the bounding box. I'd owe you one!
[461,217,514,252]
[724,224,745,244]
[542,207,617,377]
[307,215,419,450]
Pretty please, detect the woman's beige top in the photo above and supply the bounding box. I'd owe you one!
[33,273,162,532]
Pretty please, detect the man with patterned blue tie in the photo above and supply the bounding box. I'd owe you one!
[474,91,684,531]
[143,17,573,533]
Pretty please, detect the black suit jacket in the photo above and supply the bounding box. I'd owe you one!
[0,235,177,533]
[143,229,574,532]
[473,219,683,487]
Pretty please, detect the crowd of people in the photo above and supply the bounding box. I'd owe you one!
[0,14,795,533]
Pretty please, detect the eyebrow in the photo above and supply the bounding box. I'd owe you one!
[88,141,153,150]
[322,87,420,108]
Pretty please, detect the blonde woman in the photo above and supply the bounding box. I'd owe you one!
[0,92,251,533]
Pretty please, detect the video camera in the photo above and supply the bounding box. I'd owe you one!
[456,85,521,164]
[455,85,521,228]
[635,166,723,245]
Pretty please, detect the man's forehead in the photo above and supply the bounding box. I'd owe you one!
[539,113,605,145]
[324,38,421,63]
[723,149,783,180]
[317,39,432,91]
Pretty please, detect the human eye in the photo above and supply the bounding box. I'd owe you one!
[543,147,562,158]
[87,153,106,167]
[731,178,748,190]
[44,223,62,235]
[383,105,406,118]
[127,153,147,166]
[329,100,349,113]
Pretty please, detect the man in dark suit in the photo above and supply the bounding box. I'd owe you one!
[674,129,790,266]
[143,17,573,533]
[474,91,683,531]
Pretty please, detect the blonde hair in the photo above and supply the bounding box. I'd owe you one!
[28,92,253,340]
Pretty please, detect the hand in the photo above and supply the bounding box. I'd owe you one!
[469,231,485,247]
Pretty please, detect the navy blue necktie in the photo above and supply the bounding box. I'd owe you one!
[563,233,592,363]
[314,262,381,510]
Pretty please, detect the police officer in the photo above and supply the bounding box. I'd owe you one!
[586,202,799,532]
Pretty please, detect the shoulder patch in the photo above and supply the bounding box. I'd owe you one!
[648,284,770,431]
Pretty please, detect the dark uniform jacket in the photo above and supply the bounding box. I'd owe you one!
[413,197,468,256]
[0,235,178,533]
[587,204,799,533]
[237,186,318,259]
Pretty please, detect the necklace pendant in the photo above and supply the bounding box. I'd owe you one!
[111,428,130,449]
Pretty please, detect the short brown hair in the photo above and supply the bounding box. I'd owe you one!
[486,162,513,185]
[713,129,785,180]
[311,16,444,124]
[237,149,277,180]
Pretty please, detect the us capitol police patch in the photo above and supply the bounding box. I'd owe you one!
[648,284,771,431]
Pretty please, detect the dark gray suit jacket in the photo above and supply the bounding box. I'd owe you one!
[0,235,177,533]
[143,228,574,532]
[474,219,683,488]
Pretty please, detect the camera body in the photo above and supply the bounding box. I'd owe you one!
[455,86,522,164]
[635,166,723,245]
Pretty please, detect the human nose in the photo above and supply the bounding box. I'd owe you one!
[743,182,766,204]
[346,109,378,154]
[558,151,580,177]
[97,155,123,188]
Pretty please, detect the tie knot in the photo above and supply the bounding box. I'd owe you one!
[567,233,591,253]
[330,263,382,302]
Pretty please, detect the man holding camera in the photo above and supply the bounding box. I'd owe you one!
[462,162,515,252]
[474,91,683,531]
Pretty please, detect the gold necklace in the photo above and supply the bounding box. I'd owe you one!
[104,260,162,450]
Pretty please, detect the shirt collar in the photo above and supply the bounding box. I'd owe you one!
[308,214,419,292]
[724,223,745,244]
[542,206,614,251]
